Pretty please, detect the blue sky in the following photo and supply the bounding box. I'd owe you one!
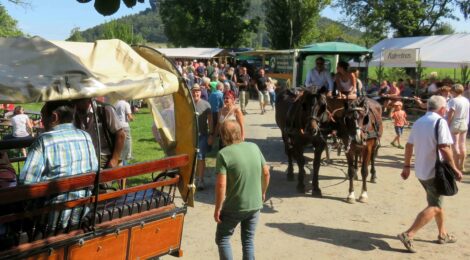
[2,1,469,41]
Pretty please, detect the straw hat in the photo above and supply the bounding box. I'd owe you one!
[393,101,403,106]
[191,84,201,91]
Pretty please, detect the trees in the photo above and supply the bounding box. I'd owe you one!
[67,27,85,42]
[0,4,23,37]
[334,0,469,44]
[100,20,145,44]
[69,19,146,44]
[264,0,330,49]
[79,9,166,43]
[158,0,258,47]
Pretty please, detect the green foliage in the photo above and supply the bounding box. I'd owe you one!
[375,63,386,83]
[67,27,85,42]
[73,1,366,49]
[385,68,408,82]
[264,0,330,49]
[100,20,145,44]
[334,0,468,40]
[0,4,23,37]
[76,19,146,44]
[433,23,455,35]
[158,0,259,47]
[246,0,268,48]
[315,19,365,45]
[415,59,424,82]
[461,65,469,85]
[81,9,166,43]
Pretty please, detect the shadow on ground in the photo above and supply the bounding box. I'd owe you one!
[258,123,279,129]
[266,222,406,253]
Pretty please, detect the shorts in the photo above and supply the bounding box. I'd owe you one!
[197,134,209,160]
[419,178,443,208]
[258,91,270,105]
[450,119,468,133]
[394,126,404,136]
[121,127,132,161]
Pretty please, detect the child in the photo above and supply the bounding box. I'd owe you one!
[390,101,408,149]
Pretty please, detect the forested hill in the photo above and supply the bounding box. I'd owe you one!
[81,8,167,43]
[318,17,363,39]
[78,7,363,47]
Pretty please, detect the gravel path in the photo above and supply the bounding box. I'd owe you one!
[176,103,470,260]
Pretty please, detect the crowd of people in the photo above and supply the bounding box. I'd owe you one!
[176,59,278,115]
[1,57,469,258]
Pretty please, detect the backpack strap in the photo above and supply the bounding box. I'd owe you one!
[96,102,115,153]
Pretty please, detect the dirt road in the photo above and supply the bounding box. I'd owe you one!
[176,104,470,260]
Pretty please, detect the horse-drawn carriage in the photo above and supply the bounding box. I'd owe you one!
[0,37,197,259]
[276,42,384,203]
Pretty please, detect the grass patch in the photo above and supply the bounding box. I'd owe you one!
[125,107,166,186]
[368,67,466,82]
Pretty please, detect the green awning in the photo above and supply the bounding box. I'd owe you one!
[301,42,372,54]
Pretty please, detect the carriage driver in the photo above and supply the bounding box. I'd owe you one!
[304,57,334,96]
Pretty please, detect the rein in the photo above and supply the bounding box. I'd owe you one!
[326,107,344,123]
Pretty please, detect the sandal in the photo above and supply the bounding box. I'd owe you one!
[390,142,397,147]
[437,234,457,244]
[397,232,417,253]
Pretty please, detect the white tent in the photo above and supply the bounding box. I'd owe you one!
[155,47,228,59]
[367,34,470,68]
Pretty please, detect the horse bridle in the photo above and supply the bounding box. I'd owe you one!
[305,95,327,136]
[345,104,370,142]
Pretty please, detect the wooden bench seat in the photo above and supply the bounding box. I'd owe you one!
[0,154,189,256]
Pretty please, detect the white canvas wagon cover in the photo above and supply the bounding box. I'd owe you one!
[0,37,179,103]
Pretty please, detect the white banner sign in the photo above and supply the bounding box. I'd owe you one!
[383,49,417,64]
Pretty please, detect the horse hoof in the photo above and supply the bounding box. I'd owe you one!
[346,192,356,204]
[359,191,368,203]
[370,177,377,183]
[287,173,294,181]
[296,184,305,193]
[312,189,322,198]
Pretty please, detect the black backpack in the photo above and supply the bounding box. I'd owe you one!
[96,102,116,153]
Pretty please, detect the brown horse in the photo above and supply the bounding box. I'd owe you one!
[275,88,328,196]
[327,97,383,203]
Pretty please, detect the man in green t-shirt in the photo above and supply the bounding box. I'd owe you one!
[214,120,270,260]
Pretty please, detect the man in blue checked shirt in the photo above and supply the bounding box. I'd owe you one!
[19,101,98,227]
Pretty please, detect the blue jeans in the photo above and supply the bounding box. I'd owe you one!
[197,134,209,160]
[268,91,276,107]
[216,210,260,260]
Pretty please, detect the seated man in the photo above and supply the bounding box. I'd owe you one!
[19,101,98,227]
[304,57,334,96]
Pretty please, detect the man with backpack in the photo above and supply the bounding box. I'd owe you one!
[74,98,126,170]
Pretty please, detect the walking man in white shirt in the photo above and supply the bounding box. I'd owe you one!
[114,99,134,165]
[398,95,463,253]
[304,57,334,96]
